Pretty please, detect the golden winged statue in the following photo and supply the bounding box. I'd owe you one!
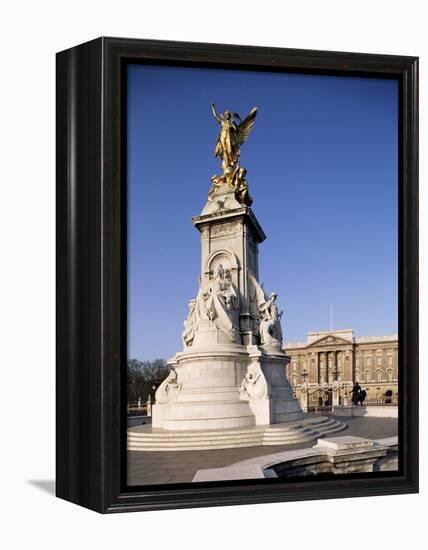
[210,102,257,207]
[211,102,258,172]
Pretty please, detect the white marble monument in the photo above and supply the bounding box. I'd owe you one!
[152,103,303,431]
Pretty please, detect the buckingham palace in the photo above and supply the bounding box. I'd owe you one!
[283,329,398,407]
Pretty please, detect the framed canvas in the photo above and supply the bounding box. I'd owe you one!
[56,37,418,513]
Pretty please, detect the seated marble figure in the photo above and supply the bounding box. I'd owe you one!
[182,264,240,346]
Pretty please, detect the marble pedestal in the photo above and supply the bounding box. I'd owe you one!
[152,329,302,430]
[152,341,254,431]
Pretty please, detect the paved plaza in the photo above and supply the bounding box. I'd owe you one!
[127,416,398,486]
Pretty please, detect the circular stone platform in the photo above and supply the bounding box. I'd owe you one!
[127,415,346,451]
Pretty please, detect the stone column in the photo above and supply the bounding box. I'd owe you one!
[325,352,328,383]
[316,352,320,384]
[310,352,316,384]
[327,352,333,383]
[309,352,318,384]
[324,352,328,383]
[333,350,338,380]
[320,353,326,384]
[347,348,354,382]
[337,351,342,381]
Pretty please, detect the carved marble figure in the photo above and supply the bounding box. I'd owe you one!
[182,299,196,347]
[259,292,283,345]
[239,363,269,400]
[155,368,182,404]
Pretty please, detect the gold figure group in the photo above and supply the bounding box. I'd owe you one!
[209,102,258,207]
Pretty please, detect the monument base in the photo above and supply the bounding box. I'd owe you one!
[152,342,254,431]
[152,340,303,431]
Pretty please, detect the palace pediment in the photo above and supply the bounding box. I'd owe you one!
[308,335,353,348]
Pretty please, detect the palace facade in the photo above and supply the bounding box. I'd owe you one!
[284,329,398,406]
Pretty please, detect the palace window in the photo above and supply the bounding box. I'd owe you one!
[376,370,382,382]
[377,355,382,366]
[366,356,371,367]
[388,355,393,366]
[365,370,371,383]
[387,370,393,382]
[292,362,297,371]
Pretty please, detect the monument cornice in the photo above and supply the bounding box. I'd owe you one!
[192,206,266,243]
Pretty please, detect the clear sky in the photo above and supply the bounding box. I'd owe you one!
[127,64,398,361]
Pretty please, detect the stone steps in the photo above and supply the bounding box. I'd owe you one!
[127,417,332,442]
[127,416,347,451]
[130,439,268,451]
[262,420,346,445]
[263,417,336,435]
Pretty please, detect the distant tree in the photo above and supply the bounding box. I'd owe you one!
[127,358,169,405]
[127,359,143,405]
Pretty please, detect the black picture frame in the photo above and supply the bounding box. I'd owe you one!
[56,37,418,513]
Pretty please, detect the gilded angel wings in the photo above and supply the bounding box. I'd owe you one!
[211,102,258,168]
[234,107,258,146]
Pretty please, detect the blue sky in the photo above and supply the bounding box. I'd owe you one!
[127,64,398,361]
